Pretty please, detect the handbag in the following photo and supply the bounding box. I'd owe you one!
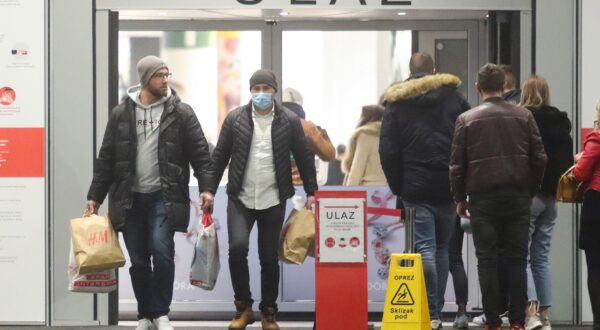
[190,212,220,290]
[556,165,584,203]
[279,208,315,265]
[70,211,126,274]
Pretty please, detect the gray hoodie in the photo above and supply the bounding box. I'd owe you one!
[127,84,171,193]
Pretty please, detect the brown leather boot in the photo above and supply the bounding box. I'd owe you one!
[228,300,254,330]
[261,307,280,330]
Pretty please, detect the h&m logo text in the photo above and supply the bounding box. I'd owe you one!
[88,230,108,246]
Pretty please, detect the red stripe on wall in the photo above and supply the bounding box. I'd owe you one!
[0,128,44,177]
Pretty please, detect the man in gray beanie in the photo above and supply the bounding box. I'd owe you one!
[205,69,317,330]
[85,55,214,330]
[137,55,169,87]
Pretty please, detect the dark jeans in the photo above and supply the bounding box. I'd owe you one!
[123,191,175,320]
[470,192,530,327]
[449,216,468,305]
[227,197,285,311]
[582,189,600,329]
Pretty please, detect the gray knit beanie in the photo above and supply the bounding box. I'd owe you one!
[137,55,168,86]
[249,69,278,92]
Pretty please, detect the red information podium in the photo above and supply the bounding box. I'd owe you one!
[315,191,368,330]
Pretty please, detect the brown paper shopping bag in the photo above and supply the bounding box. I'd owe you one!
[279,208,315,265]
[70,212,125,274]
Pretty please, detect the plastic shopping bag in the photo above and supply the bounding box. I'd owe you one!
[190,212,220,290]
[279,208,315,265]
[68,242,117,293]
[70,212,125,274]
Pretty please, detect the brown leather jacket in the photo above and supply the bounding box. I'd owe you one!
[449,97,547,202]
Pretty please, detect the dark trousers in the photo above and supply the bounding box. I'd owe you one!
[585,250,600,329]
[449,216,468,305]
[227,197,285,311]
[123,191,175,320]
[581,190,600,329]
[470,192,530,327]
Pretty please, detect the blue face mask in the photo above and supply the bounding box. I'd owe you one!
[251,92,273,109]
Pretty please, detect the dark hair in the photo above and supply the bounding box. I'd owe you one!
[499,64,517,90]
[358,105,384,127]
[477,63,505,93]
[409,52,434,77]
[336,144,346,155]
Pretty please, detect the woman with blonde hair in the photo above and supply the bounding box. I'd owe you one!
[520,75,573,330]
[342,104,386,186]
[574,101,600,330]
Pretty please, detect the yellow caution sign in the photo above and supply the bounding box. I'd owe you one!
[382,254,430,330]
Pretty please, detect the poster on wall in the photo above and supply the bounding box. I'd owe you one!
[0,0,46,324]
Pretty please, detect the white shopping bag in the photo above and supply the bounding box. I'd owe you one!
[190,212,220,290]
[68,243,117,293]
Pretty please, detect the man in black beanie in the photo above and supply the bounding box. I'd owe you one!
[86,55,214,330]
[205,69,317,330]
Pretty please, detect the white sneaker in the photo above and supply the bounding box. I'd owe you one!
[135,318,154,330]
[431,318,443,330]
[525,315,543,330]
[540,318,551,330]
[473,312,509,327]
[472,313,486,327]
[153,315,174,330]
[499,311,510,326]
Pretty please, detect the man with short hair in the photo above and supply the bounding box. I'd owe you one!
[86,55,214,330]
[379,52,471,329]
[450,63,547,330]
[500,64,522,103]
[205,69,317,330]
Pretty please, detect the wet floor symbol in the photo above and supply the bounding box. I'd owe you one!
[391,283,414,305]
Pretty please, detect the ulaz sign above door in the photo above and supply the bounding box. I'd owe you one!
[236,0,411,5]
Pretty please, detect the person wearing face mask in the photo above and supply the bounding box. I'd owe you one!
[205,69,317,330]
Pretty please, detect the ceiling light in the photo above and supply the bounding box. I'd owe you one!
[158,12,168,16]
[280,10,289,16]
[397,12,407,16]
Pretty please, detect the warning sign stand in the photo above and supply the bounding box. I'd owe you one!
[315,191,368,330]
[382,207,430,330]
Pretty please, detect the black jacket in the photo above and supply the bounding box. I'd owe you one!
[526,105,573,195]
[379,74,471,204]
[207,101,317,201]
[87,92,212,232]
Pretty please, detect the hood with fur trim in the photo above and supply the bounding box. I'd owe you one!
[385,74,461,106]
[342,121,381,173]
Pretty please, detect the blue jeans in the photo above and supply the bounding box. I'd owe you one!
[123,191,175,320]
[404,201,456,320]
[526,193,556,307]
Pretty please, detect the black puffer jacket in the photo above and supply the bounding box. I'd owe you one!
[379,74,471,204]
[87,92,212,232]
[526,105,573,195]
[207,101,317,200]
